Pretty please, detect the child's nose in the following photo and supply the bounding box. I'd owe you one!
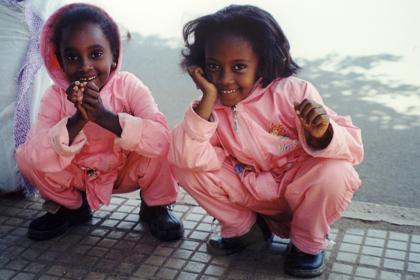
[79,57,93,71]
[219,70,234,85]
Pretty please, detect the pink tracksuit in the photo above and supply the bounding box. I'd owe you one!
[168,77,363,254]
[16,4,177,210]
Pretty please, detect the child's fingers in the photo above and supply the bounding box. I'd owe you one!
[77,104,88,120]
[86,81,99,92]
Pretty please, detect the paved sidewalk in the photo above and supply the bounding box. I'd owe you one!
[1,190,420,280]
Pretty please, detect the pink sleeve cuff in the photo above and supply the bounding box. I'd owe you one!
[115,112,143,151]
[182,103,218,142]
[49,117,86,156]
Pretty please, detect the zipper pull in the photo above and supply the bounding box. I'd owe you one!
[231,106,238,132]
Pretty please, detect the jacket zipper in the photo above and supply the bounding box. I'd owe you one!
[231,105,238,132]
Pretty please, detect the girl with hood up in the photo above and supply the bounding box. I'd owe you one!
[16,3,183,241]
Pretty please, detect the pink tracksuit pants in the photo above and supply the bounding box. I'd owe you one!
[16,151,178,210]
[174,157,361,254]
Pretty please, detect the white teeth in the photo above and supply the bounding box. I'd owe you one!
[221,89,237,95]
[79,76,96,82]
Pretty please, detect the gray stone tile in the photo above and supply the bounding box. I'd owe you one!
[172,249,193,260]
[385,249,406,260]
[328,272,352,280]
[378,270,402,280]
[153,246,175,256]
[203,265,225,277]
[6,259,29,270]
[179,240,200,251]
[407,262,420,273]
[177,271,199,280]
[84,272,107,280]
[365,237,385,247]
[184,261,206,273]
[383,259,405,270]
[339,242,360,253]
[164,258,186,270]
[145,255,167,266]
[412,234,420,243]
[10,272,36,280]
[336,252,358,263]
[189,231,210,240]
[367,229,387,238]
[191,252,212,263]
[389,232,409,241]
[331,262,353,274]
[133,264,159,278]
[359,255,381,267]
[185,214,204,222]
[0,269,16,280]
[387,240,408,250]
[354,266,377,278]
[361,246,384,257]
[410,243,420,252]
[156,267,178,279]
[346,228,365,236]
[342,234,363,244]
[23,262,46,274]
[409,252,420,262]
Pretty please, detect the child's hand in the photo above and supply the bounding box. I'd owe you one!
[80,81,107,123]
[187,66,217,99]
[66,81,88,120]
[294,99,330,139]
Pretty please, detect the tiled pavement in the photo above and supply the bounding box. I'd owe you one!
[1,190,420,280]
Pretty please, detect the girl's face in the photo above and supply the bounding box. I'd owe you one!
[205,33,259,107]
[58,22,115,90]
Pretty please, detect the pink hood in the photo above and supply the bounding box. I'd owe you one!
[40,3,122,90]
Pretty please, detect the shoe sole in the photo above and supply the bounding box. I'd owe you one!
[27,214,92,241]
[139,216,184,241]
[206,239,269,256]
[27,222,69,241]
[284,262,326,278]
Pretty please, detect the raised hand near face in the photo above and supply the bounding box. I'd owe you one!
[187,66,219,121]
[66,81,88,120]
[294,99,332,148]
[79,81,107,123]
[187,66,218,99]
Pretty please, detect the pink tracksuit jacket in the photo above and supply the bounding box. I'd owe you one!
[168,77,363,254]
[16,4,177,210]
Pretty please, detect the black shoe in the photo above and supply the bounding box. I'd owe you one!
[284,243,326,278]
[207,218,272,256]
[139,202,184,241]
[28,195,91,241]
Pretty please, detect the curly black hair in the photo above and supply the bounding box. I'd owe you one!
[181,4,300,87]
[52,3,120,65]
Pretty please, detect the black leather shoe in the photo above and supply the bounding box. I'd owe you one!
[139,202,184,241]
[28,195,91,241]
[207,217,272,256]
[284,243,326,278]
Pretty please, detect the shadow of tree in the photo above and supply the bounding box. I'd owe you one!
[298,54,420,207]
[121,34,420,208]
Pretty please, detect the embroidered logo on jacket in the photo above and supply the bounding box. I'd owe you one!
[269,123,287,136]
[269,123,299,154]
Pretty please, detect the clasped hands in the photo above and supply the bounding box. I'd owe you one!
[66,81,105,122]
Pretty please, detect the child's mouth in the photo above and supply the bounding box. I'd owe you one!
[79,75,96,82]
[220,89,238,95]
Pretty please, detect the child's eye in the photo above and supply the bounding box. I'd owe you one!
[91,50,103,59]
[65,54,79,61]
[232,64,247,71]
[206,63,220,72]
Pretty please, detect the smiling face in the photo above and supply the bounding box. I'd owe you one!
[58,21,115,89]
[205,33,259,107]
